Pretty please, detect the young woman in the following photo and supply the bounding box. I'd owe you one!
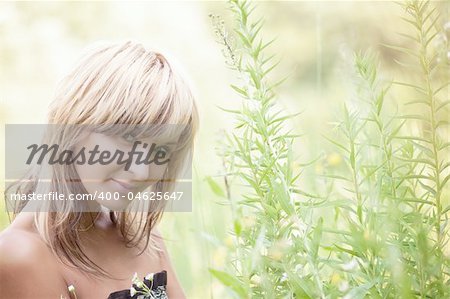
[0,41,198,299]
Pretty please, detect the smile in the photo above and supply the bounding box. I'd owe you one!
[110,179,138,192]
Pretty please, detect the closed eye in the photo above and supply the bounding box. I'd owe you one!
[122,132,135,143]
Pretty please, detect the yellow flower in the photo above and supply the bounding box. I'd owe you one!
[213,247,227,267]
[327,152,342,166]
[268,239,288,261]
[224,235,234,247]
[268,249,283,261]
[315,163,324,174]
[364,230,370,241]
[330,273,341,285]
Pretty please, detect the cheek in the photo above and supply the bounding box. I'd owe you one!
[75,163,118,183]
[74,133,125,189]
[74,156,123,196]
[75,163,111,196]
[149,164,168,181]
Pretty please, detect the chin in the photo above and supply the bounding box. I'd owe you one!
[96,199,131,212]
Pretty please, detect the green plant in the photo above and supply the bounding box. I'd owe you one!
[208,0,449,298]
[209,1,323,297]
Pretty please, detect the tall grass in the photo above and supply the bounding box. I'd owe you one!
[208,0,449,298]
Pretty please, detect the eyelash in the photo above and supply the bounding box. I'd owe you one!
[122,133,135,143]
[156,145,171,155]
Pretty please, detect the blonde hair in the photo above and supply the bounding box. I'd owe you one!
[8,40,198,278]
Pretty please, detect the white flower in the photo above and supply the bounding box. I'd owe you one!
[67,285,75,292]
[130,286,137,296]
[145,272,154,281]
[342,258,358,271]
[135,281,144,288]
[444,21,450,31]
[250,274,261,285]
[131,272,139,284]
[339,280,349,292]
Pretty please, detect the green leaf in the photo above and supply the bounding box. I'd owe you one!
[441,174,450,189]
[248,67,261,89]
[397,157,436,168]
[418,180,436,196]
[396,115,431,123]
[268,74,289,90]
[230,84,248,97]
[345,282,377,298]
[388,197,435,206]
[319,174,351,182]
[273,178,295,216]
[392,81,427,94]
[234,29,251,47]
[323,134,350,153]
[396,32,420,43]
[218,106,242,114]
[311,218,323,261]
[249,19,263,44]
[435,120,450,129]
[436,100,450,112]
[284,267,314,298]
[383,44,420,58]
[433,82,449,96]
[394,135,432,144]
[405,99,431,106]
[333,244,362,258]
[205,176,226,197]
[269,111,303,125]
[209,269,247,298]
[234,220,242,236]
[442,205,450,215]
[399,16,421,31]
[292,188,324,199]
[262,59,282,78]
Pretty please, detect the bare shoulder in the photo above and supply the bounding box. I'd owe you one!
[0,223,70,298]
[0,226,44,263]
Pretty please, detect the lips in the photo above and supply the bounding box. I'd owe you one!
[110,179,138,192]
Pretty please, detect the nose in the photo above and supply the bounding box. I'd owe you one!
[127,154,150,182]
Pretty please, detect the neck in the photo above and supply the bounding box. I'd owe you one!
[79,206,115,232]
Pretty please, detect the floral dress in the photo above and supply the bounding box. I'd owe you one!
[66,270,168,299]
[107,270,168,299]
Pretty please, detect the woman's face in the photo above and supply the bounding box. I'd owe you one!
[74,131,175,211]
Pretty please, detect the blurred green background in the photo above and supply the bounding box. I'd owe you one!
[0,1,448,298]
